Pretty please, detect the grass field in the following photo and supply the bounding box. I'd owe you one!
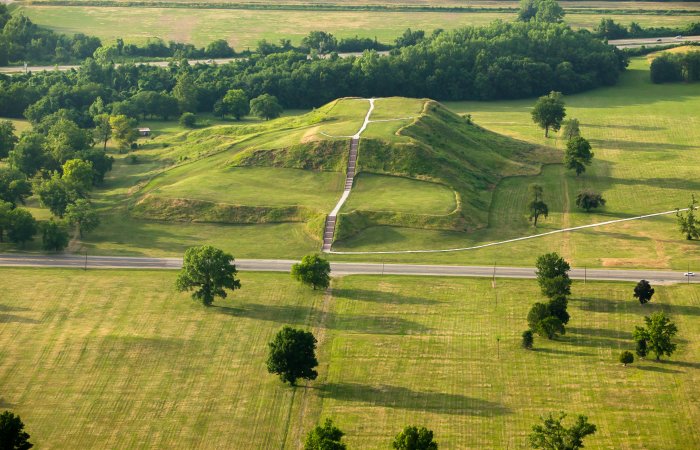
[1,268,698,448]
[15,4,700,49]
[342,173,457,215]
[149,167,344,209]
[332,56,700,270]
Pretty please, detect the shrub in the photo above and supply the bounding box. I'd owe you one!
[522,330,534,349]
[619,351,634,366]
[180,112,197,128]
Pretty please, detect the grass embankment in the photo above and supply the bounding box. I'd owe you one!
[336,98,557,240]
[334,56,700,270]
[77,96,545,258]
[16,3,700,49]
[1,269,698,448]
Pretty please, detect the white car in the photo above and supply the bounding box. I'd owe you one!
[675,35,683,39]
[684,272,695,277]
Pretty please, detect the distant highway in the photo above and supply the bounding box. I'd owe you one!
[0,57,240,74]
[0,253,696,284]
[609,35,700,48]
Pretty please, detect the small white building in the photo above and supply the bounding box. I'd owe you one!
[137,128,151,137]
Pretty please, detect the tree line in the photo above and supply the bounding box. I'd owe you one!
[0,19,627,121]
[594,18,700,41]
[650,50,700,84]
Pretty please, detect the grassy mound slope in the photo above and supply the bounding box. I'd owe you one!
[336,100,558,240]
[126,96,554,246]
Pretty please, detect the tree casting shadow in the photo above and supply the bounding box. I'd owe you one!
[318,382,511,416]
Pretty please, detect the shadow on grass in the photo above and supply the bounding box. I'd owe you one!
[588,138,697,152]
[532,347,593,357]
[572,297,700,317]
[317,382,511,416]
[0,314,41,324]
[635,365,682,374]
[332,288,440,305]
[584,123,665,132]
[595,175,700,192]
[0,398,14,408]
[568,326,633,341]
[0,304,31,312]
[217,304,432,334]
[660,359,700,370]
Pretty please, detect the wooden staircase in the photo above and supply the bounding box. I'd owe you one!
[322,137,359,252]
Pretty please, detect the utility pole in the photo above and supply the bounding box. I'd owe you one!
[84,251,88,271]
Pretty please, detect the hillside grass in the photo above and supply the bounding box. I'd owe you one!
[342,173,457,215]
[16,4,700,49]
[332,56,700,270]
[1,269,698,448]
[148,167,344,209]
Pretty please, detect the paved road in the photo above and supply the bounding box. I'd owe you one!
[609,35,700,48]
[0,253,696,284]
[0,57,240,74]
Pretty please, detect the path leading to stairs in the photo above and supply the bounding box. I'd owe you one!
[321,98,375,252]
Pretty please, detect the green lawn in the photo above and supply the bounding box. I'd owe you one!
[149,167,344,209]
[16,4,700,49]
[1,269,698,448]
[332,56,700,270]
[343,173,457,215]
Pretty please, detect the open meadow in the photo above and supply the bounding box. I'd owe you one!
[0,268,698,448]
[12,3,700,49]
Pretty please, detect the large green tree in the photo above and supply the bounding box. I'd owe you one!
[109,115,139,151]
[173,72,198,113]
[535,252,571,299]
[528,412,596,450]
[7,208,36,245]
[8,132,48,177]
[250,94,283,120]
[0,168,31,207]
[175,245,241,306]
[531,91,566,137]
[518,0,565,23]
[267,326,319,386]
[93,113,112,151]
[565,137,594,176]
[65,199,100,237]
[0,119,18,159]
[304,418,346,450]
[221,89,249,120]
[633,280,654,305]
[633,312,678,360]
[528,183,548,227]
[291,254,331,290]
[41,219,69,251]
[35,175,73,218]
[0,410,33,450]
[392,425,438,450]
[62,159,95,197]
